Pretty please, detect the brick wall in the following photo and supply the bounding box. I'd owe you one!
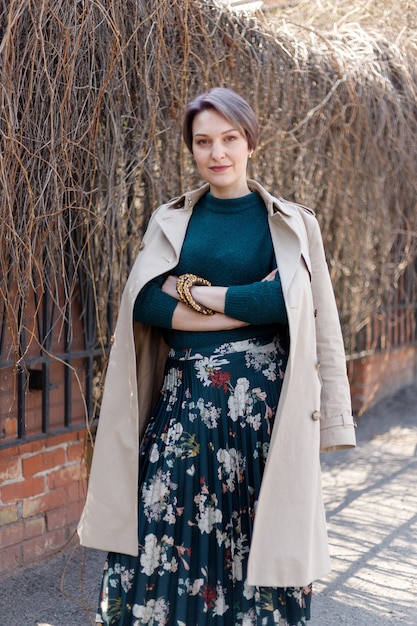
[348,345,417,415]
[0,281,91,576]
[0,430,87,576]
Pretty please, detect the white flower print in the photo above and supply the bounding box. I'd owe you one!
[191,577,205,595]
[164,367,180,392]
[217,448,230,472]
[194,356,229,386]
[162,502,177,525]
[193,491,223,534]
[246,412,262,430]
[221,513,250,583]
[159,417,200,461]
[243,579,255,600]
[199,401,222,429]
[106,563,121,589]
[161,420,184,447]
[254,441,270,461]
[230,533,249,582]
[186,464,195,476]
[120,566,135,593]
[227,377,250,421]
[132,597,169,625]
[227,378,275,431]
[161,367,182,410]
[164,555,178,573]
[142,469,177,522]
[216,447,246,492]
[140,534,178,578]
[140,534,161,576]
[244,340,285,382]
[251,387,267,401]
[240,608,257,625]
[213,582,229,616]
[149,443,159,463]
[262,361,278,381]
[142,471,169,508]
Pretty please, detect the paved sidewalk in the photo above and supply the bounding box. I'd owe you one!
[1,382,416,625]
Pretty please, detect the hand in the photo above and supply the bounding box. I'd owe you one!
[262,268,278,282]
[161,275,180,299]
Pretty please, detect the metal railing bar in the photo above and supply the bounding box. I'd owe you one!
[0,422,87,451]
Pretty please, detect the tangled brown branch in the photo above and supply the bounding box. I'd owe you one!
[1,0,417,371]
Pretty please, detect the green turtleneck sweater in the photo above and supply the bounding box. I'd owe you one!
[134,191,288,349]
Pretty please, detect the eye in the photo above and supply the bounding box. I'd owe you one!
[195,139,209,146]
[225,135,238,142]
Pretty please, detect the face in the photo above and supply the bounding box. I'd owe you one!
[191,108,251,199]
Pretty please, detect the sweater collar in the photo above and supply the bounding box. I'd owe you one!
[168,179,298,218]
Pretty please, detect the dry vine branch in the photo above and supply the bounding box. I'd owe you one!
[1,0,417,390]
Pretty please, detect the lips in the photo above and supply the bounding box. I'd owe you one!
[209,165,230,172]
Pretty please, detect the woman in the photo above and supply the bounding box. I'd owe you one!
[78,87,356,626]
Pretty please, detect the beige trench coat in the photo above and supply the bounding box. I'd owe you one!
[77,179,356,587]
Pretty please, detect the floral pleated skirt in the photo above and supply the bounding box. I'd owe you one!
[96,332,312,626]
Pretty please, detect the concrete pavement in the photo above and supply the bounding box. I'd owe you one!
[1,381,417,625]
[315,381,417,625]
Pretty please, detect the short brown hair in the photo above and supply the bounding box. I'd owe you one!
[182,87,259,153]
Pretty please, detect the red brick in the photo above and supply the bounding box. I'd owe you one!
[22,484,69,518]
[0,523,24,548]
[22,491,62,519]
[66,476,87,503]
[0,456,21,482]
[0,475,45,504]
[47,464,82,490]
[46,430,83,448]
[45,506,68,531]
[17,430,85,458]
[0,543,21,574]
[0,503,19,526]
[46,501,82,531]
[67,440,86,462]
[22,528,68,564]
[65,480,87,503]
[24,516,46,540]
[1,417,17,439]
[22,448,66,478]
[16,439,44,456]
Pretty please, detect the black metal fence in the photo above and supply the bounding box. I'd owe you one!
[0,270,111,450]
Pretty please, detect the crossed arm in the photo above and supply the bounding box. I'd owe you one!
[133,269,286,332]
[160,269,280,331]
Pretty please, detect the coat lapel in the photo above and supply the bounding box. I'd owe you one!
[268,212,302,297]
[154,184,209,263]
[247,180,309,296]
[155,208,193,263]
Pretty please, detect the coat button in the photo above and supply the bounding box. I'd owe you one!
[312,410,321,421]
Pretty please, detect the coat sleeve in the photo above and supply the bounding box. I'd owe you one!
[306,216,356,452]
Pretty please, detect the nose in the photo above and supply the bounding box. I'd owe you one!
[211,141,225,161]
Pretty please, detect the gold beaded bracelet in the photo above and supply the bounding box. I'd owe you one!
[176,273,215,315]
